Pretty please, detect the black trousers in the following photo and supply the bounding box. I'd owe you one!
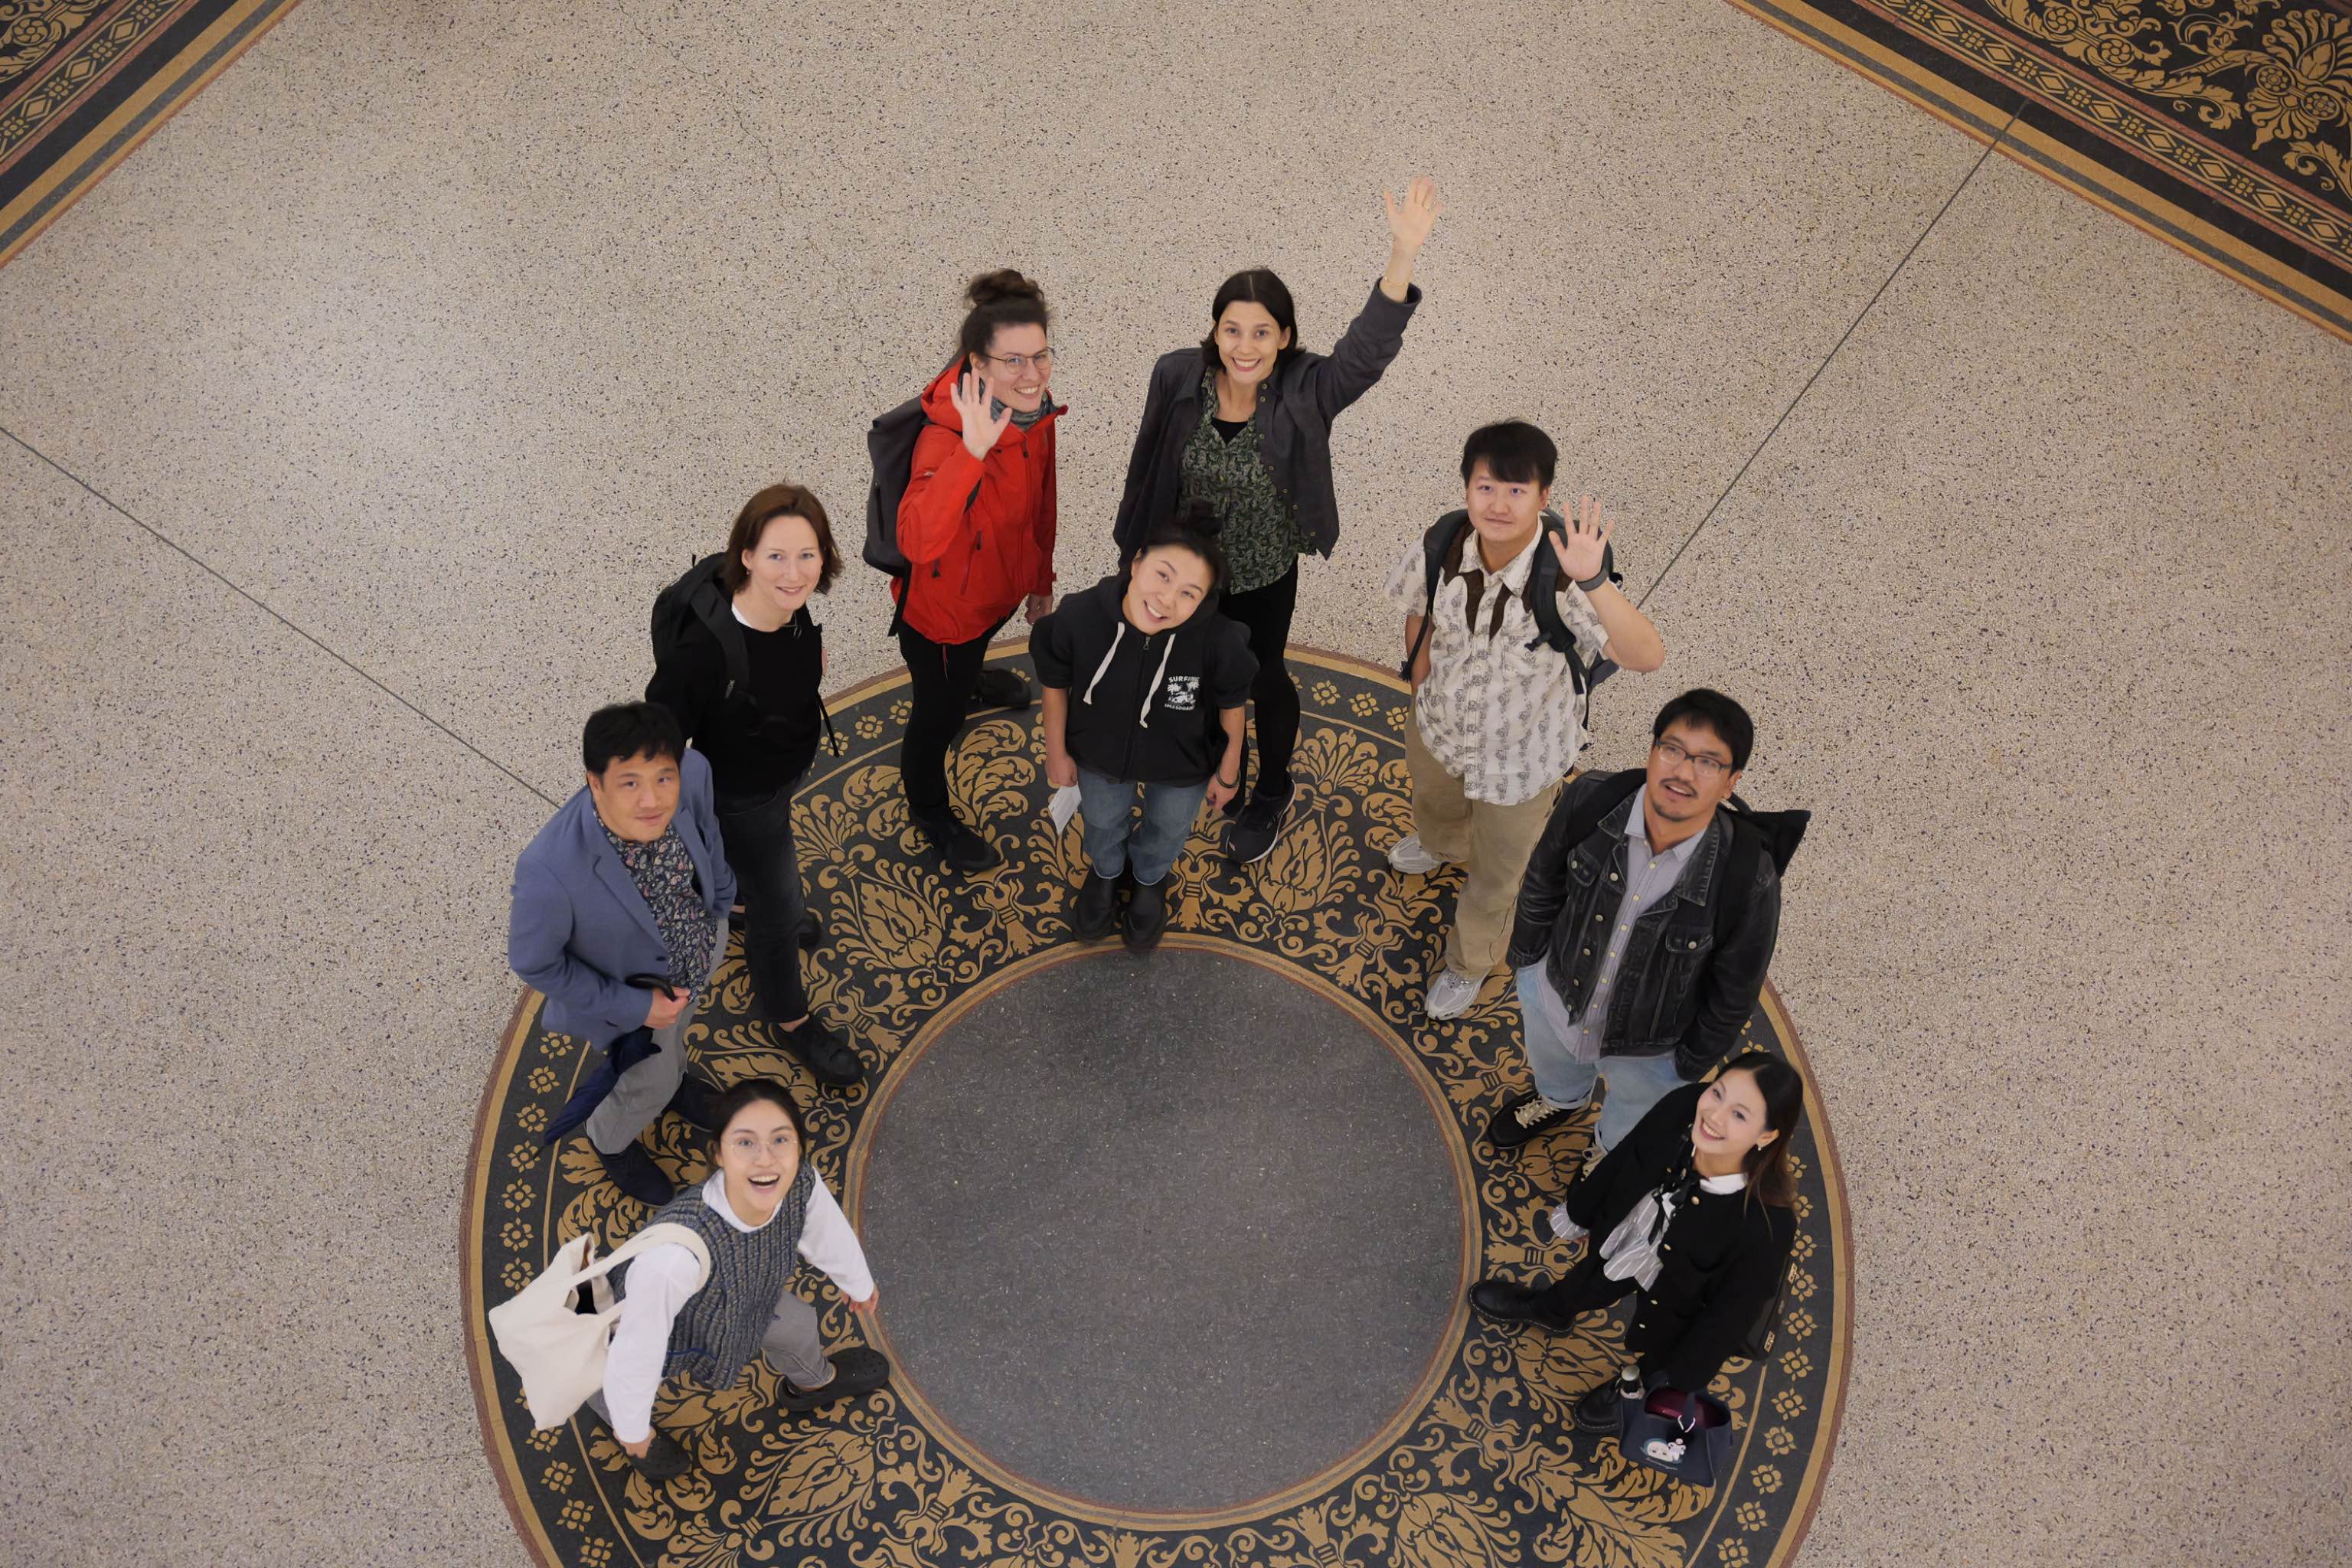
[1219,565,1300,799]
[714,778,810,1027]
[1534,1253,1643,1327]
[897,614,1010,815]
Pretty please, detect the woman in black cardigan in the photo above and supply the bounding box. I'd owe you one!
[1111,177,1441,866]
[1470,1050,1804,1432]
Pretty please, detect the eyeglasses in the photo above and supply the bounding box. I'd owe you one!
[984,348,1054,373]
[1653,737,1734,779]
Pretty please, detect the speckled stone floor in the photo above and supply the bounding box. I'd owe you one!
[1,2,2345,1565]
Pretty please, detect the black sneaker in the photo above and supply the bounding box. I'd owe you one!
[1485,1090,1580,1151]
[598,1140,675,1207]
[972,667,1034,710]
[667,1074,724,1131]
[778,1347,891,1411]
[774,1015,864,1089]
[1072,870,1120,941]
[627,1431,693,1480]
[1226,780,1295,865]
[1123,877,1169,952]
[794,909,825,952]
[913,809,1001,872]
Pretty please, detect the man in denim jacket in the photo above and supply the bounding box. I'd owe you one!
[1488,690,1780,1155]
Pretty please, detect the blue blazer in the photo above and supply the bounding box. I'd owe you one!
[508,747,738,1044]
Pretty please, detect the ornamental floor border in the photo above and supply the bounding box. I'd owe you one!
[462,644,1854,1568]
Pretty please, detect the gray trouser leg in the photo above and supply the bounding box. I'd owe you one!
[760,1286,831,1389]
[586,918,730,1155]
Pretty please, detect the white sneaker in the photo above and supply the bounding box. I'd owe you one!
[1387,834,1453,874]
[1424,968,1484,1019]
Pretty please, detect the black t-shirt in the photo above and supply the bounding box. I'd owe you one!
[1211,416,1248,443]
[646,606,825,805]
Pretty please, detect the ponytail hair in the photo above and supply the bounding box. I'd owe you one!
[1717,1050,1806,1207]
[957,270,1050,365]
[1133,498,1231,593]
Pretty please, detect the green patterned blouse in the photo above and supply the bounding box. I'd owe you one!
[1179,371,1308,594]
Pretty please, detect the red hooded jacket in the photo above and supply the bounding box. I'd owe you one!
[893,359,1061,645]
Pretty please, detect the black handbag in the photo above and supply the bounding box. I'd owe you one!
[1618,1386,1735,1487]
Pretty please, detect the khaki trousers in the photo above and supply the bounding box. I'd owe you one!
[1404,713,1561,983]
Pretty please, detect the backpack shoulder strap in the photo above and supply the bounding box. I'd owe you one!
[1710,810,1765,951]
[684,569,753,708]
[1559,768,1646,852]
[1399,511,1469,679]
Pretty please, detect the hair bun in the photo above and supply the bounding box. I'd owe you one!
[967,269,1044,309]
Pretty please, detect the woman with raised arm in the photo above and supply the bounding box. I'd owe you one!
[1112,178,1442,866]
[895,270,1062,874]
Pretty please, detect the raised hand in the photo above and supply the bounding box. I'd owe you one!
[1550,495,1616,586]
[1383,175,1443,255]
[952,369,1012,460]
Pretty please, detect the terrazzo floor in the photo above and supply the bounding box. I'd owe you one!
[1,1,2345,1564]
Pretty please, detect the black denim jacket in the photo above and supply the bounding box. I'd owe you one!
[1506,775,1781,1079]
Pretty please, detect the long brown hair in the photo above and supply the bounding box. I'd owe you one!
[1713,1050,1806,1207]
[720,482,841,596]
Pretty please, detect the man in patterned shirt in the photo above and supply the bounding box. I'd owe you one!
[509,703,738,1205]
[1383,421,1664,1020]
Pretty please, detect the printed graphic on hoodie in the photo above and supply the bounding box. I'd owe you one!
[1161,675,1199,712]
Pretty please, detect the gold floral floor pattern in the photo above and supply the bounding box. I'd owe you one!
[462,645,1853,1568]
[1723,0,2352,338]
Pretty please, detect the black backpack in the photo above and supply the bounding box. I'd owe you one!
[1550,768,1808,954]
[1400,509,1622,704]
[648,554,841,755]
[864,396,982,635]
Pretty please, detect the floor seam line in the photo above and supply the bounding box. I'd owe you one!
[1635,115,2017,610]
[2,424,561,809]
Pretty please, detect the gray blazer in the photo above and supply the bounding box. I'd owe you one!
[507,747,737,1044]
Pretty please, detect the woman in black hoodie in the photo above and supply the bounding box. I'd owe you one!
[1034,504,1256,952]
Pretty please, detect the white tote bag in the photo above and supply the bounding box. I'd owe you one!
[486,1221,713,1431]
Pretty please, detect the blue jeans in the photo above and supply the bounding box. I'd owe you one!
[1516,962,1692,1152]
[1076,768,1207,885]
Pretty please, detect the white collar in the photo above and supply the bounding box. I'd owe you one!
[1460,527,1546,596]
[700,1171,782,1233]
[1697,1170,1748,1195]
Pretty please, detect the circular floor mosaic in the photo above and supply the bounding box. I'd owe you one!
[465,644,1851,1568]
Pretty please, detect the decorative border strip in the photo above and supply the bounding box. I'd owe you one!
[1723,0,2352,339]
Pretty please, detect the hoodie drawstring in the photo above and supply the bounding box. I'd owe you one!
[1081,622,1125,707]
[1079,618,1177,727]
[1138,636,1174,728]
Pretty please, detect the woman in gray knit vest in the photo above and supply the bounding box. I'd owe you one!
[591,1078,887,1478]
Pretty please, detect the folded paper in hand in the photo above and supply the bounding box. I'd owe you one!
[1048,784,1080,832]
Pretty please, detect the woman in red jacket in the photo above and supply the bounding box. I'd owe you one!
[895,270,1061,871]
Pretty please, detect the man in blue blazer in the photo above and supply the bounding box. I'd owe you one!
[509,703,738,1204]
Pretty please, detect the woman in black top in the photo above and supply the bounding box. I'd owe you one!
[1469,1050,1804,1432]
[1111,176,1441,867]
[648,484,860,1089]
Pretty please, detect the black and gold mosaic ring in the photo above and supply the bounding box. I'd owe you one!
[465,645,1851,1568]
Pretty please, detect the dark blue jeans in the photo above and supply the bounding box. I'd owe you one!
[1076,768,1207,885]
